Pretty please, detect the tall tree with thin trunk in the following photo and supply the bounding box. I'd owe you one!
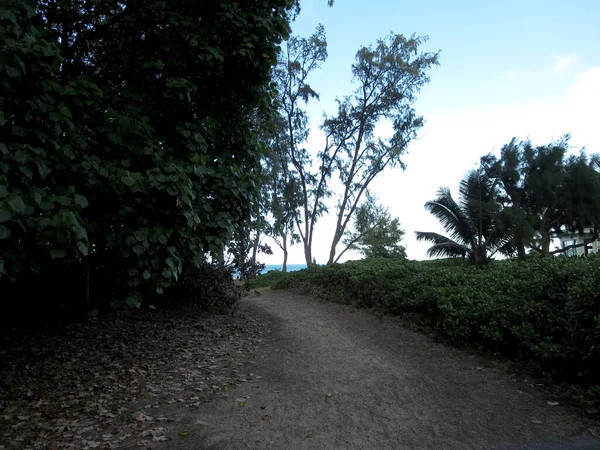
[261,117,302,272]
[324,34,439,264]
[273,25,328,266]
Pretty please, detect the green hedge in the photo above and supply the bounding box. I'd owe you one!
[266,257,600,408]
[248,269,288,288]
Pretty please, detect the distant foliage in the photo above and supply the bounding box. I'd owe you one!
[249,269,287,289]
[481,136,600,258]
[341,193,406,261]
[0,1,295,310]
[268,257,600,410]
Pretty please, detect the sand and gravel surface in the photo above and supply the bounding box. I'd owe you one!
[3,288,598,450]
[160,289,600,450]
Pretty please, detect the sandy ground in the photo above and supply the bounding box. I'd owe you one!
[156,289,600,450]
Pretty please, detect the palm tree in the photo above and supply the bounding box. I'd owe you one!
[415,170,513,267]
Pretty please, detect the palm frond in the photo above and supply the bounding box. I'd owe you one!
[415,231,470,258]
[423,189,474,244]
[420,169,510,266]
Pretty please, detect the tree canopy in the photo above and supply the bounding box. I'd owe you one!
[274,29,439,266]
[481,136,600,258]
[340,194,406,261]
[0,0,297,309]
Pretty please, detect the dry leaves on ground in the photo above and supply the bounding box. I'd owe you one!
[0,304,267,449]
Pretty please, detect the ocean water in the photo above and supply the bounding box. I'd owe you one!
[261,263,307,274]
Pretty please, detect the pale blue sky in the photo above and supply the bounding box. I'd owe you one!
[262,0,600,264]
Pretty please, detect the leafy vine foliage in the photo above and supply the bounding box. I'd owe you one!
[0,0,295,314]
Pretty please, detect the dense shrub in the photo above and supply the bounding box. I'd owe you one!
[249,269,288,288]
[269,257,600,407]
[164,262,242,312]
[0,1,295,312]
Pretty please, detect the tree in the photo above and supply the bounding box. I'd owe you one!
[261,118,302,272]
[0,0,296,309]
[482,137,600,257]
[321,34,439,264]
[273,25,328,266]
[275,31,438,266]
[480,138,534,260]
[416,170,513,268]
[339,193,405,261]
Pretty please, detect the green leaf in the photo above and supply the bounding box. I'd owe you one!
[5,65,20,77]
[121,176,135,187]
[133,245,145,255]
[134,229,148,242]
[19,165,33,179]
[0,110,5,126]
[0,225,10,239]
[77,241,88,256]
[125,293,142,308]
[0,186,7,198]
[143,270,151,280]
[6,193,26,213]
[75,194,89,208]
[0,209,11,223]
[49,249,66,259]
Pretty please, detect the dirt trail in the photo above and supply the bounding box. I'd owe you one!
[165,289,599,450]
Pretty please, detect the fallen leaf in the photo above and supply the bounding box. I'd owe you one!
[179,431,190,437]
[133,411,153,422]
[547,401,559,406]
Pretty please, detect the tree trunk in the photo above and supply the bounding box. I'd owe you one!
[514,226,527,260]
[540,227,551,257]
[327,228,343,265]
[516,244,527,261]
[250,233,260,279]
[282,239,288,273]
[304,240,313,267]
[214,246,225,267]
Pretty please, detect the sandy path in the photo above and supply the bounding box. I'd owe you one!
[165,289,599,450]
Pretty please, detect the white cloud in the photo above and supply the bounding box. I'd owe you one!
[554,56,576,73]
[261,68,600,265]
[503,69,517,79]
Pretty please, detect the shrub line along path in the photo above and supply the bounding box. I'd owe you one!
[163,289,599,450]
